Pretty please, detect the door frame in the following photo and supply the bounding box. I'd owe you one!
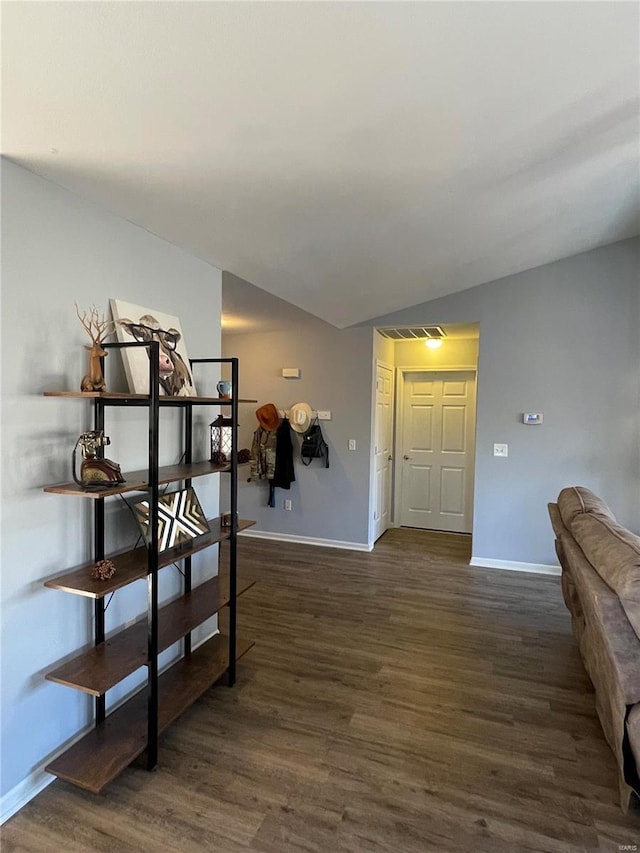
[393,365,477,534]
[368,358,395,548]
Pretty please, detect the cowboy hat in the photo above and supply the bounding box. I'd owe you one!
[289,402,313,433]
[256,403,281,431]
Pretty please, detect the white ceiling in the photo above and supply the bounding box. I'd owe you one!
[3,2,639,328]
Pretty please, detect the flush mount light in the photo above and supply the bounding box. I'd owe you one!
[425,338,443,349]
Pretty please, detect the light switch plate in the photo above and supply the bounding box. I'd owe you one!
[493,443,508,457]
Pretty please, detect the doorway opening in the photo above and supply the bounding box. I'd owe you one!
[371,323,479,546]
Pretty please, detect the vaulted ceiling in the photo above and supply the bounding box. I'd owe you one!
[3,2,638,328]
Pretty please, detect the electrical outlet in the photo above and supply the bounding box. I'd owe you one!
[348,439,357,451]
[493,443,508,457]
[316,410,332,420]
[284,499,292,511]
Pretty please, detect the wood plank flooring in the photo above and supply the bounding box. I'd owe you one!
[3,528,639,851]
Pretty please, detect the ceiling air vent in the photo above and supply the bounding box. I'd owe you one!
[377,326,446,340]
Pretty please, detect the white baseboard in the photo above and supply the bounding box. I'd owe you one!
[239,529,373,552]
[1,767,55,825]
[470,557,561,576]
[1,629,220,825]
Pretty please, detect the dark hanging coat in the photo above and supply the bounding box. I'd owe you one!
[270,417,295,506]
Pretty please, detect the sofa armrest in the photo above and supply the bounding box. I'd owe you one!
[548,502,568,539]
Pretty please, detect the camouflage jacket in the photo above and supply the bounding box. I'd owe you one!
[250,426,277,481]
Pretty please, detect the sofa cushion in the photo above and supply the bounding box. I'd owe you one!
[557,486,616,530]
[572,512,640,641]
[562,533,640,703]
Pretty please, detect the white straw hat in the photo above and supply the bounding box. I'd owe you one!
[289,402,313,433]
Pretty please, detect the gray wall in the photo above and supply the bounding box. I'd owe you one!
[0,160,222,808]
[369,238,640,564]
[222,281,374,547]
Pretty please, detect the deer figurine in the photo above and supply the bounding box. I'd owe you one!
[76,304,115,393]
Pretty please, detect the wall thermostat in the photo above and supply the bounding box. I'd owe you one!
[282,368,301,379]
[523,412,543,425]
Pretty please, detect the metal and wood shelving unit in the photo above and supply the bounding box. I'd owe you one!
[42,348,256,794]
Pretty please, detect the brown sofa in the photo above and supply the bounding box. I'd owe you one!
[548,486,640,812]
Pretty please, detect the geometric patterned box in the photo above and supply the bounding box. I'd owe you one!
[133,487,210,552]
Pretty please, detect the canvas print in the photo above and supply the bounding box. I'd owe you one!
[133,487,210,552]
[110,298,197,396]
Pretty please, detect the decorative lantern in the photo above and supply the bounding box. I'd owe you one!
[210,415,233,465]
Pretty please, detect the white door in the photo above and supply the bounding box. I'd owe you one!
[399,371,475,533]
[373,363,394,542]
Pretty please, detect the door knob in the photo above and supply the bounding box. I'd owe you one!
[387,455,392,461]
[404,455,410,460]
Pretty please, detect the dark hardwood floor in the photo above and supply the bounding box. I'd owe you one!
[3,528,639,852]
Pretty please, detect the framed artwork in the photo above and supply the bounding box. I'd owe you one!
[110,298,197,396]
[133,487,210,552]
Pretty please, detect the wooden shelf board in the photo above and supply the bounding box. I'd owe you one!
[44,391,257,406]
[44,460,232,499]
[44,519,256,598]
[46,576,256,696]
[44,549,148,598]
[44,391,146,399]
[47,621,146,697]
[45,634,254,794]
[157,519,256,571]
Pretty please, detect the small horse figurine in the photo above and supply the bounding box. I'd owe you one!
[76,304,114,393]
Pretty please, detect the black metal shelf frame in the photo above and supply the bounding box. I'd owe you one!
[189,358,239,685]
[88,346,241,772]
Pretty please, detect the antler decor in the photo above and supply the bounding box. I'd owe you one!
[76,303,115,393]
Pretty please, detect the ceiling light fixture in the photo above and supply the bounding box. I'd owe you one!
[425,337,443,349]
